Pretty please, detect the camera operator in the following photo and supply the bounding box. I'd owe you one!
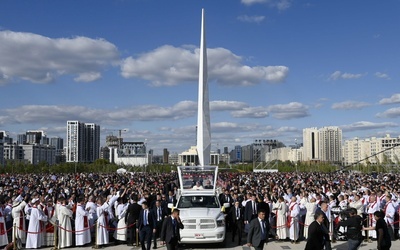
[337,208,363,250]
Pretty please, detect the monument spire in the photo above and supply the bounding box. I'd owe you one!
[197,8,211,166]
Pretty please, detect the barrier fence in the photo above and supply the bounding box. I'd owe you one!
[10,218,137,250]
[7,213,400,249]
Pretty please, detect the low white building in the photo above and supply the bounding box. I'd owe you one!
[343,135,400,165]
[178,146,219,166]
[265,147,303,163]
[110,142,149,167]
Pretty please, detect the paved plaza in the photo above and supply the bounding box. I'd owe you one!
[38,234,399,250]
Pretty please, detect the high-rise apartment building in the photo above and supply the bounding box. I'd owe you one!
[163,148,169,164]
[318,126,342,163]
[17,134,27,145]
[0,135,3,167]
[303,127,320,161]
[50,137,64,163]
[303,127,342,163]
[66,121,100,163]
[85,123,100,162]
[26,130,48,144]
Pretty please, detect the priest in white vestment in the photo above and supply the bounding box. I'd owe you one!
[75,197,91,246]
[288,197,300,243]
[26,198,48,249]
[57,198,73,248]
[0,205,9,247]
[96,196,110,246]
[85,195,97,235]
[273,197,288,240]
[11,196,27,244]
[302,197,317,239]
[114,199,128,241]
[43,199,55,246]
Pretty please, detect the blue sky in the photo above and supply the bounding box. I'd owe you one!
[1,0,399,155]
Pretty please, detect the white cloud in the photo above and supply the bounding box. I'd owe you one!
[120,45,289,86]
[340,121,398,132]
[241,0,291,10]
[0,100,272,127]
[376,107,400,118]
[0,30,119,84]
[277,126,299,133]
[231,107,268,118]
[1,103,197,126]
[267,102,309,120]
[275,0,291,10]
[378,93,400,105]
[237,15,266,23]
[241,0,268,4]
[210,100,248,111]
[74,72,102,82]
[212,122,258,133]
[329,70,363,80]
[375,72,390,80]
[331,101,370,110]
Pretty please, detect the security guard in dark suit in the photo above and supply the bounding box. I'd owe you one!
[230,201,244,245]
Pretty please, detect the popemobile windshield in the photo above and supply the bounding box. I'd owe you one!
[168,166,228,244]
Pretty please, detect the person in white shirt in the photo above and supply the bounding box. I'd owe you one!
[349,194,364,217]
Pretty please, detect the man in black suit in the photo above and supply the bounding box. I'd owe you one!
[256,196,270,240]
[315,202,332,250]
[305,213,325,250]
[125,195,142,246]
[220,189,233,231]
[247,209,268,250]
[166,191,177,207]
[152,200,167,249]
[230,201,244,245]
[244,193,258,224]
[160,209,184,250]
[137,201,156,250]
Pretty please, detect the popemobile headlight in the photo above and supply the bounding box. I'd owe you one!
[216,219,225,227]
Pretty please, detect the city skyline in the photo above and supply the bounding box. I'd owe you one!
[1,1,399,154]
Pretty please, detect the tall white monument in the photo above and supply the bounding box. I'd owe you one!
[196,8,211,166]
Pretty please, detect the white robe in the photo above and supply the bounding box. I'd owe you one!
[288,202,300,241]
[96,202,110,246]
[367,201,378,238]
[273,201,288,240]
[114,203,128,241]
[85,201,97,234]
[57,205,73,248]
[12,201,27,244]
[303,201,317,239]
[75,204,91,246]
[384,201,395,230]
[0,208,9,246]
[26,207,48,249]
[43,205,55,246]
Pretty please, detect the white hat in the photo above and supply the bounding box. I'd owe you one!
[31,198,39,204]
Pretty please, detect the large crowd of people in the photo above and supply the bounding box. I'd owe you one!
[0,170,398,249]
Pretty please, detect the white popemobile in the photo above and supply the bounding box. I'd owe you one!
[169,166,228,244]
